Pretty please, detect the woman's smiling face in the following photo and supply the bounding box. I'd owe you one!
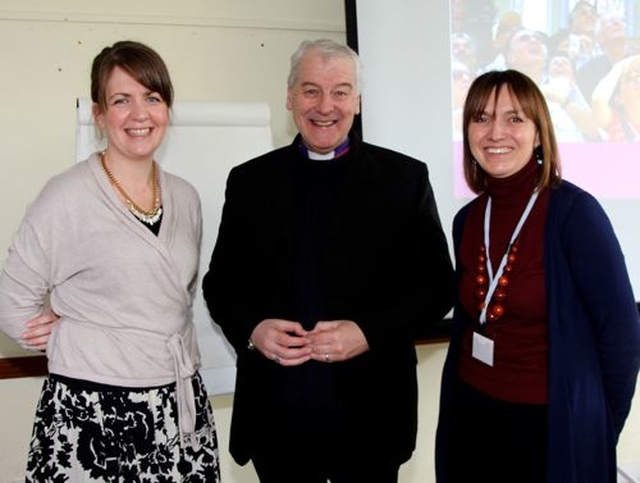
[468,85,540,179]
[94,66,169,162]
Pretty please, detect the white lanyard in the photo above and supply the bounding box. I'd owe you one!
[479,190,539,325]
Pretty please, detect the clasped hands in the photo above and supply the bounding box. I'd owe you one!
[249,318,370,366]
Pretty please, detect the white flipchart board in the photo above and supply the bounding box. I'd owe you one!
[75,98,274,395]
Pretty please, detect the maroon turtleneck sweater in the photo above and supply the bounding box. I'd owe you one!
[457,157,551,404]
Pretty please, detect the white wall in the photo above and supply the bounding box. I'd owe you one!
[0,2,638,482]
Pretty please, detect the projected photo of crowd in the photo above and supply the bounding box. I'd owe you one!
[450,0,640,144]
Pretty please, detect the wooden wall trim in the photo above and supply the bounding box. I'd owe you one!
[0,356,48,380]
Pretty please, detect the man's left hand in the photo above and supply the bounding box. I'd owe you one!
[306,320,369,363]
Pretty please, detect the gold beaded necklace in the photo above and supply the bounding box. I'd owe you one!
[100,151,163,225]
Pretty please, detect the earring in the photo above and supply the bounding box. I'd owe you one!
[535,146,543,165]
[471,158,478,166]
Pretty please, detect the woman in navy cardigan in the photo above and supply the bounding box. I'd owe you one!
[435,69,640,482]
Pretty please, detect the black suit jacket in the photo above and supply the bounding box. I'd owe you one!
[203,133,454,465]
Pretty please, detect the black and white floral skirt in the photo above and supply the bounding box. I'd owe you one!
[26,372,220,482]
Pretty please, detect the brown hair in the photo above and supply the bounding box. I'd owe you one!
[91,40,173,113]
[462,69,562,194]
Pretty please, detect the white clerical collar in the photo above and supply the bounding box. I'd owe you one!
[307,150,336,161]
[298,137,350,160]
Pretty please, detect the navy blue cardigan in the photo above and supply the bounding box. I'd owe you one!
[436,180,640,482]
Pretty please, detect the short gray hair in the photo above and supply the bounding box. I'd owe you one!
[287,39,362,93]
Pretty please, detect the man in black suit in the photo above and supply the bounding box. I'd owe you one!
[202,38,454,483]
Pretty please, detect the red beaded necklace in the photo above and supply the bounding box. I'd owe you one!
[474,242,519,323]
[476,191,539,325]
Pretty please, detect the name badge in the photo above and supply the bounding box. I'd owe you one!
[472,331,494,367]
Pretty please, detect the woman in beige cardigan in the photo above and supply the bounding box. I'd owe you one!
[0,40,219,482]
